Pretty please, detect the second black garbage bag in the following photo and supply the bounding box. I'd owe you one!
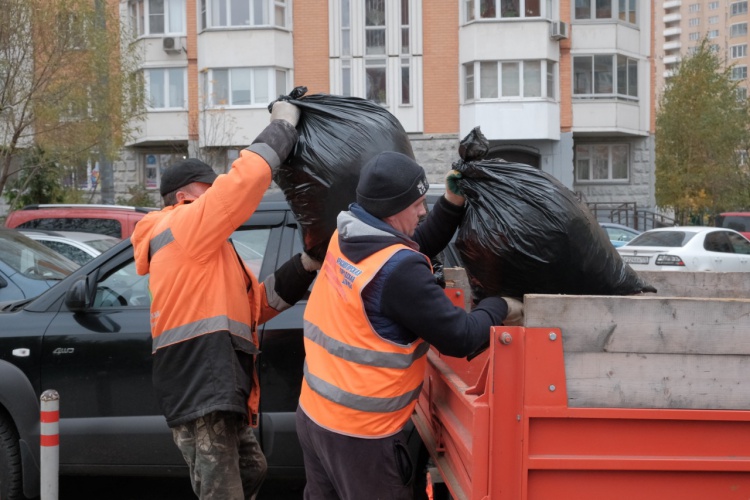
[452,127,656,299]
[272,87,415,261]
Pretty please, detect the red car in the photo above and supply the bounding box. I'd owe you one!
[716,212,750,239]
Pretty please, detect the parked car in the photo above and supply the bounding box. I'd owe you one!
[600,222,642,248]
[617,226,750,272]
[0,228,79,303]
[4,204,158,239]
[715,212,750,239]
[0,193,432,500]
[19,230,120,265]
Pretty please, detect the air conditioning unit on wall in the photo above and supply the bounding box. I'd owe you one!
[550,21,569,41]
[162,36,182,54]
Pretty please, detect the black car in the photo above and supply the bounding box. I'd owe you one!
[0,194,310,500]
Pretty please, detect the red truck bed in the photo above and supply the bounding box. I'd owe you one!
[414,286,750,500]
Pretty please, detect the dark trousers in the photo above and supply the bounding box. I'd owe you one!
[172,411,268,500]
[296,405,414,500]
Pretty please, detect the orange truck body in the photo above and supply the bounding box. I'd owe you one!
[414,277,750,500]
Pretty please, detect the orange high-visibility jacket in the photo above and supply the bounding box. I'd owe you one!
[132,149,287,427]
[300,232,430,438]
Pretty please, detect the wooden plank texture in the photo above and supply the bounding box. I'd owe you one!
[524,294,750,409]
[638,271,750,298]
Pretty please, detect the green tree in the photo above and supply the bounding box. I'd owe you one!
[0,0,144,209]
[5,147,85,209]
[656,39,750,225]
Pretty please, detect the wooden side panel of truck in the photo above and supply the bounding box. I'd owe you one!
[414,272,750,500]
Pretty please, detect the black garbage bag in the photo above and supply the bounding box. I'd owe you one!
[452,127,656,299]
[271,87,415,261]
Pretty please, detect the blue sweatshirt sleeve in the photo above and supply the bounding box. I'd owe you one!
[379,253,508,357]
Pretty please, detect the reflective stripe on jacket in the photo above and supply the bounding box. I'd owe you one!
[300,231,430,438]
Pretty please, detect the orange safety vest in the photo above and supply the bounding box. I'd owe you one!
[300,232,431,438]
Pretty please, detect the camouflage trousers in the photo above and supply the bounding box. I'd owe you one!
[172,411,268,500]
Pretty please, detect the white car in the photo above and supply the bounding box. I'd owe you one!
[617,226,750,272]
[19,230,120,266]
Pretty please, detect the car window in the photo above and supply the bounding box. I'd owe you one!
[230,228,272,276]
[704,232,734,253]
[18,218,122,238]
[721,215,750,233]
[0,232,79,279]
[606,227,637,242]
[727,232,750,255]
[39,240,92,266]
[628,231,695,247]
[93,258,151,308]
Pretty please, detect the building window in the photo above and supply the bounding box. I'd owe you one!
[738,86,749,101]
[709,16,719,24]
[464,60,556,101]
[146,68,187,109]
[689,18,700,26]
[732,66,748,80]
[206,67,287,107]
[144,152,187,190]
[129,0,186,36]
[333,0,420,110]
[573,54,638,100]
[574,0,637,23]
[689,3,700,11]
[731,23,748,37]
[467,0,543,19]
[732,1,749,16]
[575,144,629,182]
[689,32,700,40]
[202,0,287,28]
[732,44,748,58]
[709,1,720,9]
[708,29,720,38]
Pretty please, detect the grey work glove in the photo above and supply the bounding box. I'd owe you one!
[444,170,465,207]
[270,101,300,128]
[502,297,524,326]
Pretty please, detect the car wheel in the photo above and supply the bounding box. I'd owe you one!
[0,411,23,500]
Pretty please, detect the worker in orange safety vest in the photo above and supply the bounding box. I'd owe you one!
[296,151,523,500]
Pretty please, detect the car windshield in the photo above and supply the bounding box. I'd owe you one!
[86,238,119,253]
[0,231,79,280]
[628,231,697,248]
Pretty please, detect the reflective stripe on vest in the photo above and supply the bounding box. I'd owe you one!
[152,314,259,354]
[303,361,423,413]
[300,232,430,438]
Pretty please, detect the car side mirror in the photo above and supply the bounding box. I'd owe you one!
[65,277,91,312]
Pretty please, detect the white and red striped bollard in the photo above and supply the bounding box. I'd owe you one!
[40,389,59,500]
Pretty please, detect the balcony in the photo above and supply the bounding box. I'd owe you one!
[663,40,682,51]
[460,100,560,141]
[663,13,682,23]
[663,0,682,9]
[664,27,683,37]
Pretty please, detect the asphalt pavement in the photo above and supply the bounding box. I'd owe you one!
[59,475,304,499]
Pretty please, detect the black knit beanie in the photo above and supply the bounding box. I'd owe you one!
[356,152,429,219]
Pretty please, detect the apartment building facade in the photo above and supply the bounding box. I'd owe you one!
[656,0,749,98]
[114,0,657,212]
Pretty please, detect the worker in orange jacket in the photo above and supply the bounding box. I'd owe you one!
[297,151,523,499]
[132,102,320,500]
